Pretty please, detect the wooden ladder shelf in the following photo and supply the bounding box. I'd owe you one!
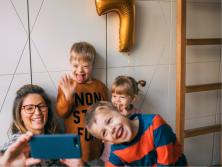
[186,83,222,93]
[186,38,221,45]
[176,0,221,148]
[184,124,221,138]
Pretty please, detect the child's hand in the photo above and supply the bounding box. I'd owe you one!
[60,158,84,167]
[59,74,77,101]
[116,103,128,116]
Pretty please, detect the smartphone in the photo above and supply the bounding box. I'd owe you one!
[29,134,81,159]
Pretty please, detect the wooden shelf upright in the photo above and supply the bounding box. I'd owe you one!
[176,0,221,148]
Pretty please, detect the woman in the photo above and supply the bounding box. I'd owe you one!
[0,84,62,166]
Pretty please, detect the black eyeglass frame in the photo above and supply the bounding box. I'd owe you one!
[21,104,48,114]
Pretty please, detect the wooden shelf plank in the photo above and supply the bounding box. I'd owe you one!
[186,83,222,93]
[184,124,221,138]
[176,0,187,146]
[186,38,221,45]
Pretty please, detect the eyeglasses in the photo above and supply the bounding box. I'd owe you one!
[22,104,48,114]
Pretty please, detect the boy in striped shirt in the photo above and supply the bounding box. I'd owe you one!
[85,101,187,166]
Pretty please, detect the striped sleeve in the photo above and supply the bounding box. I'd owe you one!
[105,162,119,167]
[152,115,184,165]
[106,151,125,167]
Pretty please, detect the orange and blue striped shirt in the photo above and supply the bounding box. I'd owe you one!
[106,114,187,167]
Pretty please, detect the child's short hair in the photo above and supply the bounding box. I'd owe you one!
[69,41,96,64]
[85,101,116,129]
[111,76,146,97]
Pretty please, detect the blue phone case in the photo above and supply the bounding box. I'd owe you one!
[29,134,81,159]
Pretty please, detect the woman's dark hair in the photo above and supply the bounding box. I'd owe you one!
[11,84,56,134]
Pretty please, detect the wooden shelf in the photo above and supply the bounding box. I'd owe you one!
[186,38,221,45]
[176,0,221,149]
[184,124,221,138]
[186,83,222,93]
[176,0,186,145]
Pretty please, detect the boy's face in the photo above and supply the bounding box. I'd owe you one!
[71,56,93,84]
[111,92,135,116]
[88,107,133,144]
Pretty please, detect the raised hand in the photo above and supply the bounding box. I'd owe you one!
[59,74,77,101]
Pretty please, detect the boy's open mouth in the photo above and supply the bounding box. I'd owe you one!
[116,125,124,139]
[76,74,86,82]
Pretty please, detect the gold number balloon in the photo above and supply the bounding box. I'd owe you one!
[95,0,135,52]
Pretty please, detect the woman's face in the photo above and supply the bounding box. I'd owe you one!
[21,93,48,134]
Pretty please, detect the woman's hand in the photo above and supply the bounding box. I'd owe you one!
[60,158,84,167]
[0,132,41,167]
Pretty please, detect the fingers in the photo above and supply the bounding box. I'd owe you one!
[59,74,68,86]
[60,159,67,164]
[2,132,34,165]
[7,132,32,154]
[59,74,73,87]
[116,104,120,111]
[59,74,76,92]
[60,159,84,167]
[60,159,70,166]
[25,158,41,166]
[58,74,77,101]
[18,132,33,145]
[59,74,71,93]
[116,104,124,112]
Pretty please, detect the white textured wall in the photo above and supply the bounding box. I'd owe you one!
[0,0,221,165]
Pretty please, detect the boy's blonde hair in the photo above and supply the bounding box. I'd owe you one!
[85,101,116,130]
[69,41,96,64]
[111,76,146,97]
